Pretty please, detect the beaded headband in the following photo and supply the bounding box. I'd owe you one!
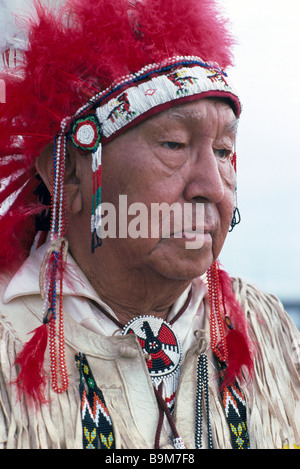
[69,56,240,144]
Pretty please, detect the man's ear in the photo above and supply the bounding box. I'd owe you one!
[35,143,53,193]
[35,141,84,214]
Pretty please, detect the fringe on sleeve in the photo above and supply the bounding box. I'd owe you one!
[232,278,300,449]
[0,319,81,449]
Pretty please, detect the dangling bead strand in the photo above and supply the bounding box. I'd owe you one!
[207,261,228,363]
[48,248,69,393]
[91,144,102,252]
[195,354,213,449]
[44,120,70,395]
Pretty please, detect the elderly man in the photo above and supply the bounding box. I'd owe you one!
[0,0,299,450]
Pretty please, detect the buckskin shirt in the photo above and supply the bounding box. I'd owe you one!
[0,243,299,449]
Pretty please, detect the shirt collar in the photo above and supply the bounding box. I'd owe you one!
[3,241,207,336]
[3,241,101,305]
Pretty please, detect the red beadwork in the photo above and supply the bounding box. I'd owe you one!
[231,152,237,172]
[123,316,182,380]
[48,248,69,394]
[47,134,69,394]
[207,261,228,363]
[73,120,98,149]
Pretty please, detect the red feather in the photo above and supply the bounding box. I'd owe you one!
[222,329,254,389]
[218,266,255,387]
[0,0,236,271]
[14,324,49,405]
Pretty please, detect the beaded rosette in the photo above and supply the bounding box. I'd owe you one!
[122,316,182,396]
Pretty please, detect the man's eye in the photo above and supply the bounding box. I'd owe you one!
[162,142,182,150]
[214,149,233,160]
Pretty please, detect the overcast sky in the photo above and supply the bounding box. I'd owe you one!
[220,0,300,301]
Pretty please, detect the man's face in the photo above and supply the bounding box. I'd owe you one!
[81,98,237,281]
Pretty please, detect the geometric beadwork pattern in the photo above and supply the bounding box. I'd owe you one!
[122,316,182,382]
[75,353,115,450]
[74,352,250,449]
[195,354,214,449]
[217,360,250,449]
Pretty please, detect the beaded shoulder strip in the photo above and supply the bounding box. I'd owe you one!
[217,360,250,449]
[76,353,115,449]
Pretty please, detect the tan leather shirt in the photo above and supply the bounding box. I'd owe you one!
[0,247,299,449]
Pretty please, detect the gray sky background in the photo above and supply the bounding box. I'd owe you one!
[220,0,300,302]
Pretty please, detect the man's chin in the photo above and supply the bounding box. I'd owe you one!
[147,239,214,281]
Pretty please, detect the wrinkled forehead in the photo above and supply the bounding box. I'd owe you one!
[162,98,237,122]
[133,98,239,138]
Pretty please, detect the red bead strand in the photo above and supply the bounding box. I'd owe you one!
[48,245,69,394]
[47,132,69,394]
[207,261,228,363]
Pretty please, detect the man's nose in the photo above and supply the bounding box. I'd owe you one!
[183,147,224,204]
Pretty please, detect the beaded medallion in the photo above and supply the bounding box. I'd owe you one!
[122,316,182,388]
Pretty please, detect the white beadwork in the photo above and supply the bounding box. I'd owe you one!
[92,143,102,171]
[76,123,96,146]
[97,64,238,140]
[72,55,240,128]
[173,437,186,449]
[122,315,182,402]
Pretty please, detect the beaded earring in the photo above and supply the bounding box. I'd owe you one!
[229,152,241,232]
[206,261,228,363]
[229,205,241,232]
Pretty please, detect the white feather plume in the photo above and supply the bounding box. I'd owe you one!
[0,0,63,68]
[0,0,35,54]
